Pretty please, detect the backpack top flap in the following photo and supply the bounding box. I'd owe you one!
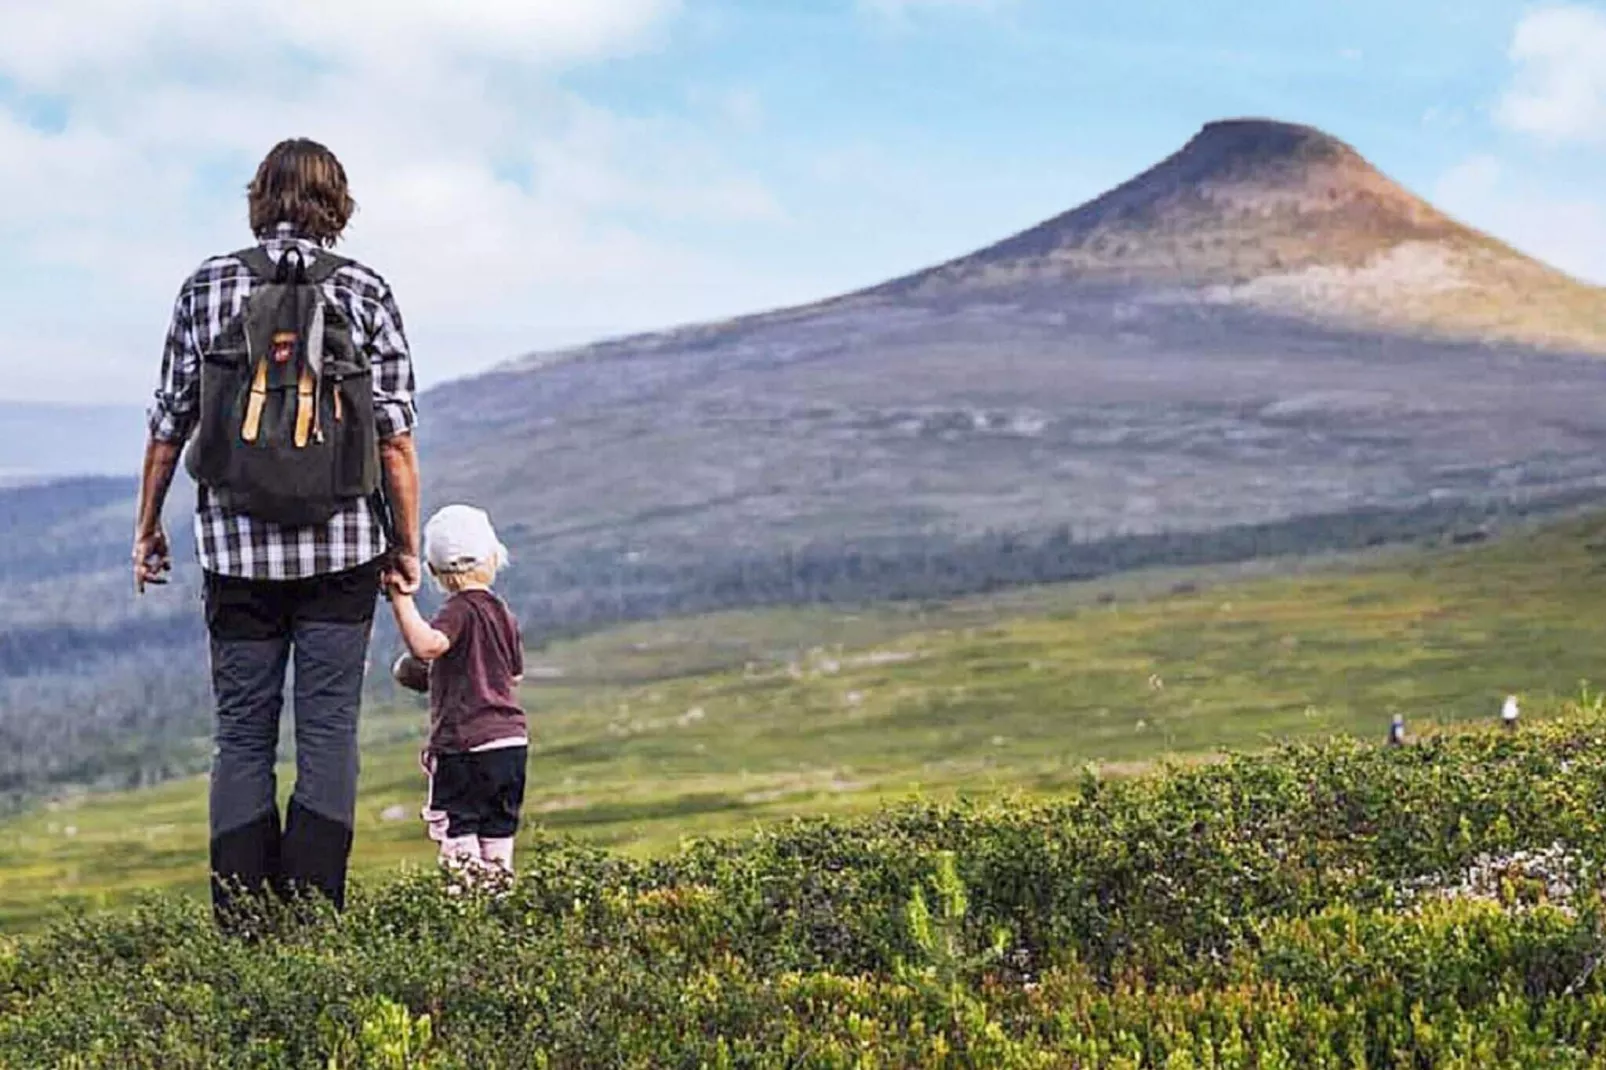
[236,246,361,378]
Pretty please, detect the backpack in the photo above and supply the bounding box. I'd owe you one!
[185,245,381,528]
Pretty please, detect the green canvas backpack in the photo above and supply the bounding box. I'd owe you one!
[185,245,381,528]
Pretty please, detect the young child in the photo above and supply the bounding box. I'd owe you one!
[385,504,527,875]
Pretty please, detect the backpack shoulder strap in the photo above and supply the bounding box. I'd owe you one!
[233,247,278,282]
[233,245,348,285]
[305,251,353,285]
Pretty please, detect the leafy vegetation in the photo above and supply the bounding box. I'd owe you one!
[4,508,1606,1063]
[4,709,1606,1066]
[2,463,1600,810]
[497,490,1599,640]
[8,511,1606,931]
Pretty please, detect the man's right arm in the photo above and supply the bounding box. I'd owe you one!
[380,432,423,593]
[369,278,422,592]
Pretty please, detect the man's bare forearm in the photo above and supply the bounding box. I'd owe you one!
[379,432,422,556]
[136,437,182,536]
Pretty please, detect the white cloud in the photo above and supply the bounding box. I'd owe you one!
[1457,6,1606,289]
[0,1,677,86]
[717,89,766,132]
[0,0,802,402]
[1420,106,1467,130]
[858,0,1014,18]
[1435,155,1504,201]
[1494,3,1606,143]
[1434,155,1606,285]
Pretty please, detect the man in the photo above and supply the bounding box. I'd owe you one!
[132,138,422,924]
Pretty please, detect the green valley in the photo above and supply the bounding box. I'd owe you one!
[3,513,1605,931]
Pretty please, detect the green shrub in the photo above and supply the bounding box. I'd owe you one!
[5,713,1606,1066]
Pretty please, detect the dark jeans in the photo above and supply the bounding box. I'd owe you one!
[204,560,379,926]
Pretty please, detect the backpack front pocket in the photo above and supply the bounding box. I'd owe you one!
[328,367,378,499]
[187,343,249,487]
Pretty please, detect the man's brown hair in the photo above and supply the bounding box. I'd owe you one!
[247,138,357,247]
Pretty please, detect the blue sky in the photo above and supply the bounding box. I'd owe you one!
[0,0,1602,403]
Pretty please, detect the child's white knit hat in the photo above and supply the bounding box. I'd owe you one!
[424,504,508,574]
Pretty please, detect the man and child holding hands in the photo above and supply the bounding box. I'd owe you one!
[133,137,527,927]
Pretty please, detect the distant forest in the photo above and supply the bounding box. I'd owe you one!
[494,491,1605,641]
[3,488,1603,808]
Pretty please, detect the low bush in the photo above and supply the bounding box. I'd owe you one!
[5,711,1606,1067]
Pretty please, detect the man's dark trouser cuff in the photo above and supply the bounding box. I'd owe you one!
[210,809,282,931]
[283,799,356,910]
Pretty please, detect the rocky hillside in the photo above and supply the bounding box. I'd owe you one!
[512,118,1605,369]
[869,119,1606,352]
[415,120,1606,625]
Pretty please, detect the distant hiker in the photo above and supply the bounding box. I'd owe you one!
[385,505,528,876]
[132,138,421,927]
[1502,695,1520,732]
[1387,714,1405,747]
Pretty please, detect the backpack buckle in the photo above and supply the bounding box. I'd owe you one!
[271,331,296,365]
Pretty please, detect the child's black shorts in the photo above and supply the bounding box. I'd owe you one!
[424,746,528,840]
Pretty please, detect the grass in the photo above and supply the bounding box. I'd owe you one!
[3,513,1606,930]
[7,712,1606,1066]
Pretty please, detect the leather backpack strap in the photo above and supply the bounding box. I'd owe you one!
[241,358,270,443]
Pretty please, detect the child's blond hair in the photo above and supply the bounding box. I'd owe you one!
[430,550,505,594]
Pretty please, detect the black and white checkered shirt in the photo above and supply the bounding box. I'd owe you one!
[148,223,418,581]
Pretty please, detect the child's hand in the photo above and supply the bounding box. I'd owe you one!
[418,747,435,777]
[393,652,431,693]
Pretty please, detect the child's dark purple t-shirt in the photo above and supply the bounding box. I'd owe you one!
[427,589,526,754]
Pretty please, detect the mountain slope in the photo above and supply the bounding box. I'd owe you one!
[865,118,1606,352]
[507,118,1606,367]
[415,121,1606,630]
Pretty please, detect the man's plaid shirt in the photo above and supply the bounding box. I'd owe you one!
[148,223,417,581]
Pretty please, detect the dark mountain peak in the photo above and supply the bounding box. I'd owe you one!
[876,118,1469,295]
[503,117,1606,374]
[1153,117,1407,201]
[1186,118,1361,170]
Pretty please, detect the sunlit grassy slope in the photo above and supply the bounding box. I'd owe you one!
[4,515,1605,930]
